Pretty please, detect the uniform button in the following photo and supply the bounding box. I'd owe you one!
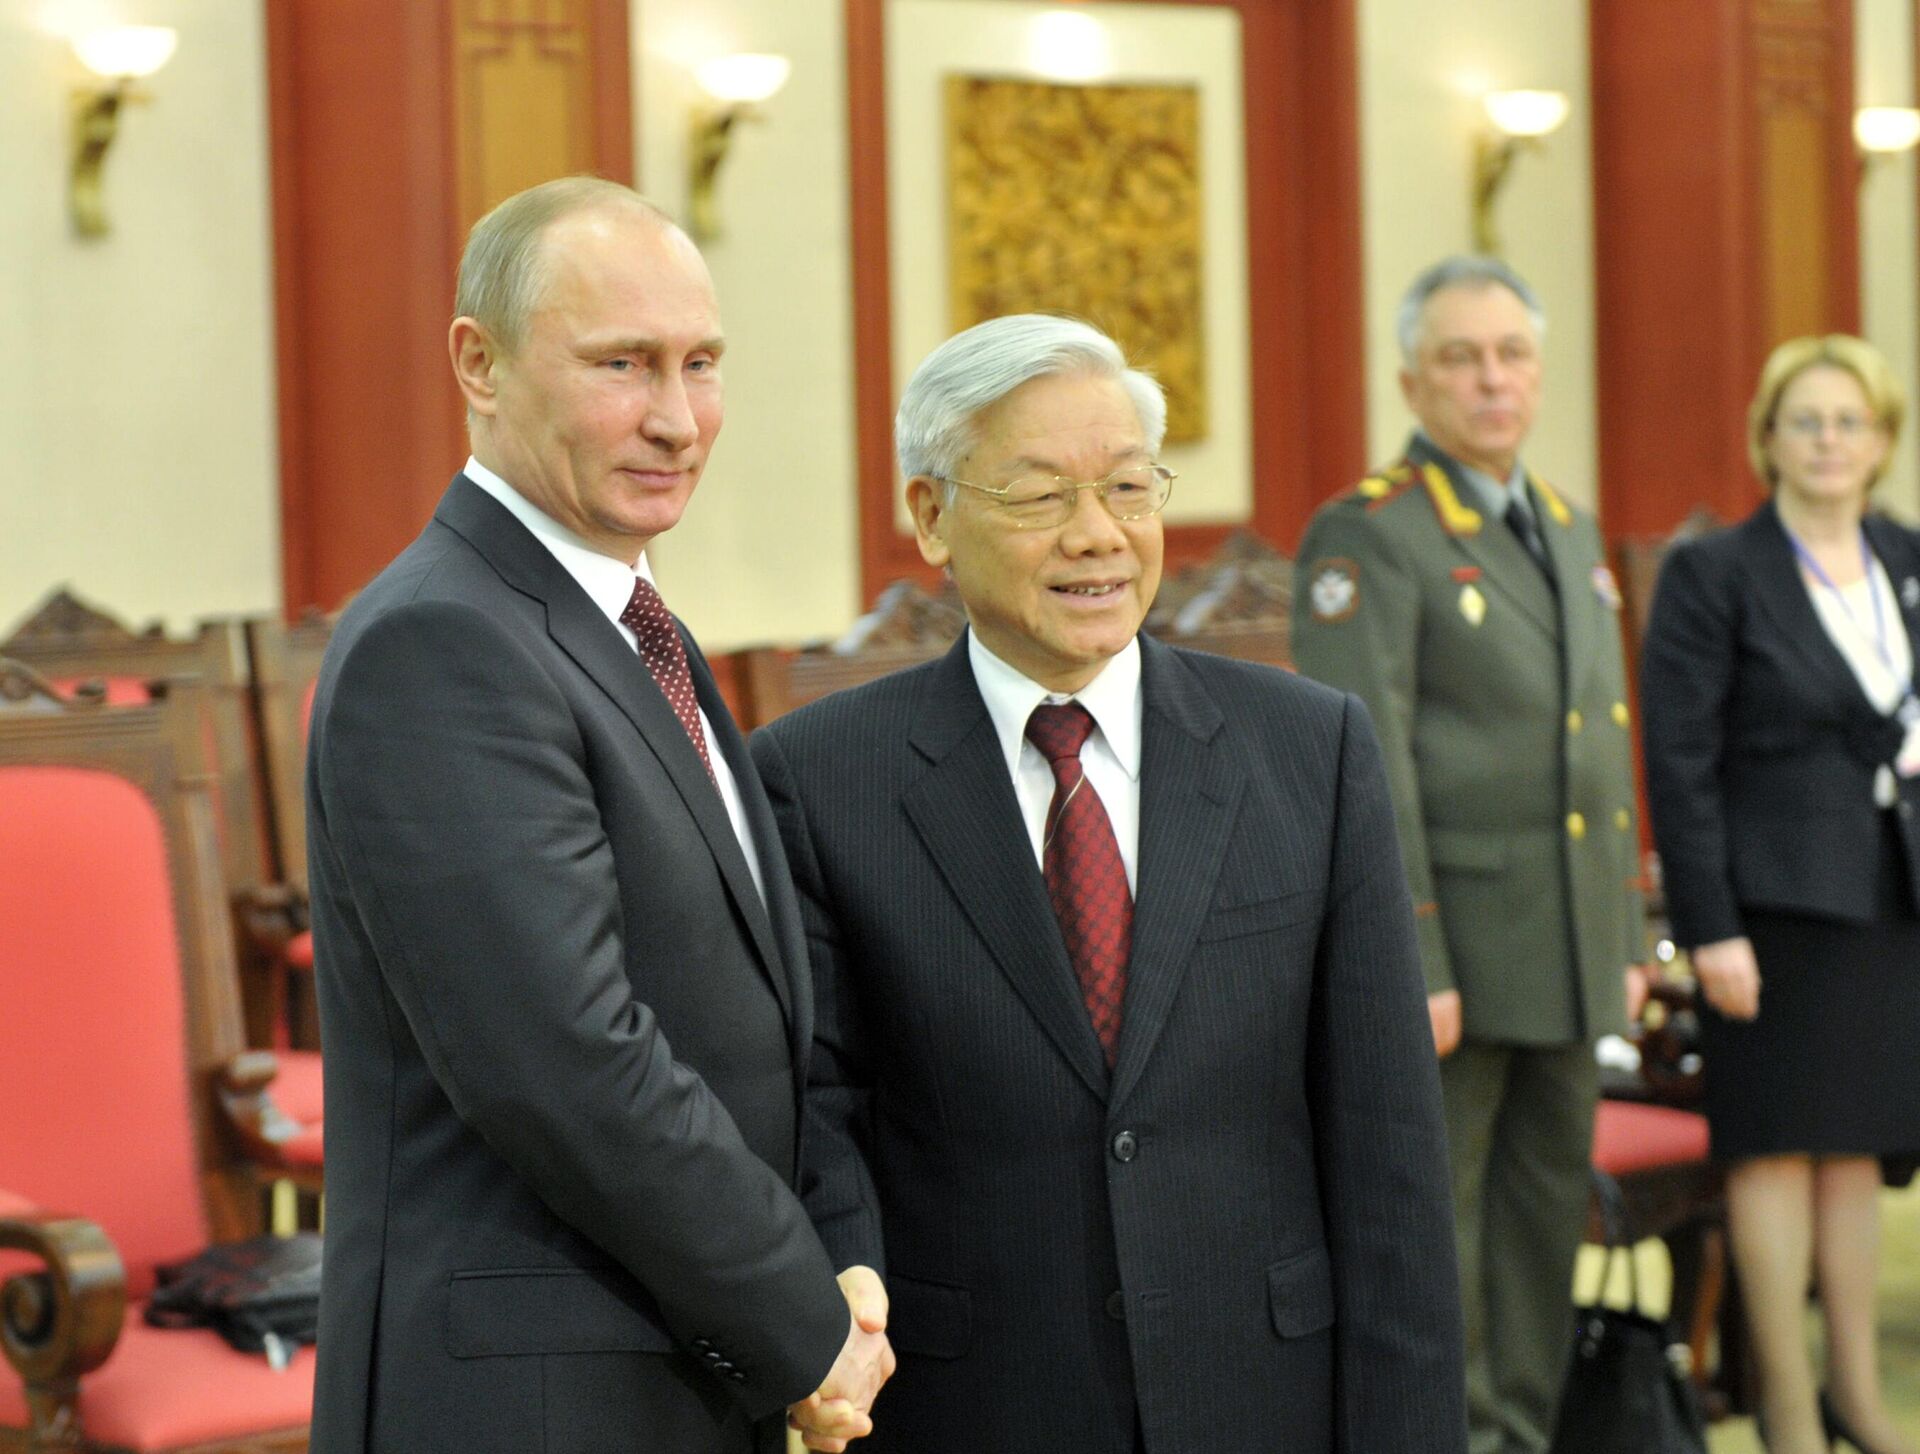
[1615,808,1632,832]
[1566,812,1587,841]
[691,1338,713,1352]
[1105,1291,1127,1321]
[728,1369,748,1383]
[1566,709,1583,733]
[1901,800,1914,820]
[1612,702,1630,728]
[715,1359,735,1374]
[1110,1130,1139,1162]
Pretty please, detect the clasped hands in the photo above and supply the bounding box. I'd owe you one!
[788,1265,896,1452]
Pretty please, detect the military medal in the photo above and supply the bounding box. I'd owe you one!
[1459,584,1486,626]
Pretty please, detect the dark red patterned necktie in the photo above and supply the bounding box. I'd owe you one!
[1026,703,1131,1066]
[619,577,715,786]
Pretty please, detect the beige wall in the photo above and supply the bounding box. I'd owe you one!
[9,0,1916,649]
[1858,0,1920,523]
[636,0,862,650]
[0,0,279,637]
[1358,0,1599,511]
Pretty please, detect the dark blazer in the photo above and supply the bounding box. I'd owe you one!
[306,477,848,1454]
[1642,500,1920,948]
[751,634,1464,1454]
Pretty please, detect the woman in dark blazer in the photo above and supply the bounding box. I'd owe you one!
[1643,334,1920,1454]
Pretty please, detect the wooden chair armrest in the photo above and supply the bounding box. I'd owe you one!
[0,1207,127,1439]
[217,1051,306,1161]
[234,883,310,952]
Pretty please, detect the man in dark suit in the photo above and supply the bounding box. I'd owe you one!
[751,314,1464,1453]
[1292,256,1646,1454]
[306,178,891,1454]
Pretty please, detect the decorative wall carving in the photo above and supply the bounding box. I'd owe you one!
[452,0,600,232]
[945,75,1207,442]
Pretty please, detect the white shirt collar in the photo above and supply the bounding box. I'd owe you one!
[462,456,654,628]
[967,631,1143,783]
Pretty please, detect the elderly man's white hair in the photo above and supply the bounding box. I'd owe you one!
[896,314,1168,497]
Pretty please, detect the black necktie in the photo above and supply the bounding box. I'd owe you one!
[1505,496,1554,584]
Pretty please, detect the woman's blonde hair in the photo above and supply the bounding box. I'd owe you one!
[1747,333,1906,489]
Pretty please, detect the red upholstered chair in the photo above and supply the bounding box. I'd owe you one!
[1589,976,1731,1413]
[0,661,315,1452]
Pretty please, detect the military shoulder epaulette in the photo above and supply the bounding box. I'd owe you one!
[1417,462,1483,536]
[1345,463,1419,512]
[1531,475,1573,527]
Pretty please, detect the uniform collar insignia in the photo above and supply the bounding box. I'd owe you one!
[1418,461,1483,536]
[1531,476,1573,527]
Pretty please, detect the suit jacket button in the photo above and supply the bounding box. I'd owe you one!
[1105,1290,1126,1321]
[1110,1130,1139,1162]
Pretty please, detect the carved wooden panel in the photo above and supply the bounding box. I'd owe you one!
[453,0,600,226]
[945,76,1207,441]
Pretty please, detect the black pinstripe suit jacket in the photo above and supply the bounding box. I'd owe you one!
[752,632,1465,1454]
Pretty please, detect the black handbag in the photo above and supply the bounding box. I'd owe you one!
[1547,1170,1708,1454]
[145,1233,321,1369]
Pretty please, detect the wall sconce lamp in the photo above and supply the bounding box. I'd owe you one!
[1470,89,1570,255]
[687,53,792,243]
[1855,106,1920,172]
[69,25,178,238]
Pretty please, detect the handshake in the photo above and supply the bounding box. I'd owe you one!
[787,1265,897,1451]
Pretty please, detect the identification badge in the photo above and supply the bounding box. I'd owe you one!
[1459,584,1486,626]
[1591,564,1622,611]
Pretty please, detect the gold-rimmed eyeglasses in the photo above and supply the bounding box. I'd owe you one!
[937,464,1176,530]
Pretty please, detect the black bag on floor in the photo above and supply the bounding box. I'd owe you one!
[1547,1171,1708,1454]
[145,1232,321,1369]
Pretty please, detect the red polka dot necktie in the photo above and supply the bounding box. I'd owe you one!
[620,577,716,786]
[1026,702,1131,1066]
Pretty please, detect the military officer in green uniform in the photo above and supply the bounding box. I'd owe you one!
[1292,256,1647,1454]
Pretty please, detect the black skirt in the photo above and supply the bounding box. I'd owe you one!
[1698,809,1920,1170]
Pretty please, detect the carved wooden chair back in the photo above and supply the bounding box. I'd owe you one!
[1147,529,1294,670]
[244,613,334,897]
[734,580,967,727]
[0,589,273,905]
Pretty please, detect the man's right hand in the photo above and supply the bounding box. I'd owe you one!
[1691,936,1760,1020]
[1428,989,1462,1058]
[788,1266,895,1452]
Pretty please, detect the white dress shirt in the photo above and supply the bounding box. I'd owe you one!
[968,632,1143,892]
[463,457,767,902]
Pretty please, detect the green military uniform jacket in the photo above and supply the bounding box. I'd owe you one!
[1291,436,1642,1044]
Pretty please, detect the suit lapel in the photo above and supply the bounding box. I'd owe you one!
[1108,638,1241,1110]
[901,639,1111,1099]
[686,642,798,1027]
[435,477,792,1015]
[1406,439,1557,638]
[1541,477,1601,703]
[1742,502,1886,715]
[1866,513,1920,691]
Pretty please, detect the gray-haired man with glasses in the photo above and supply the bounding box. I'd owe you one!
[750,314,1464,1454]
